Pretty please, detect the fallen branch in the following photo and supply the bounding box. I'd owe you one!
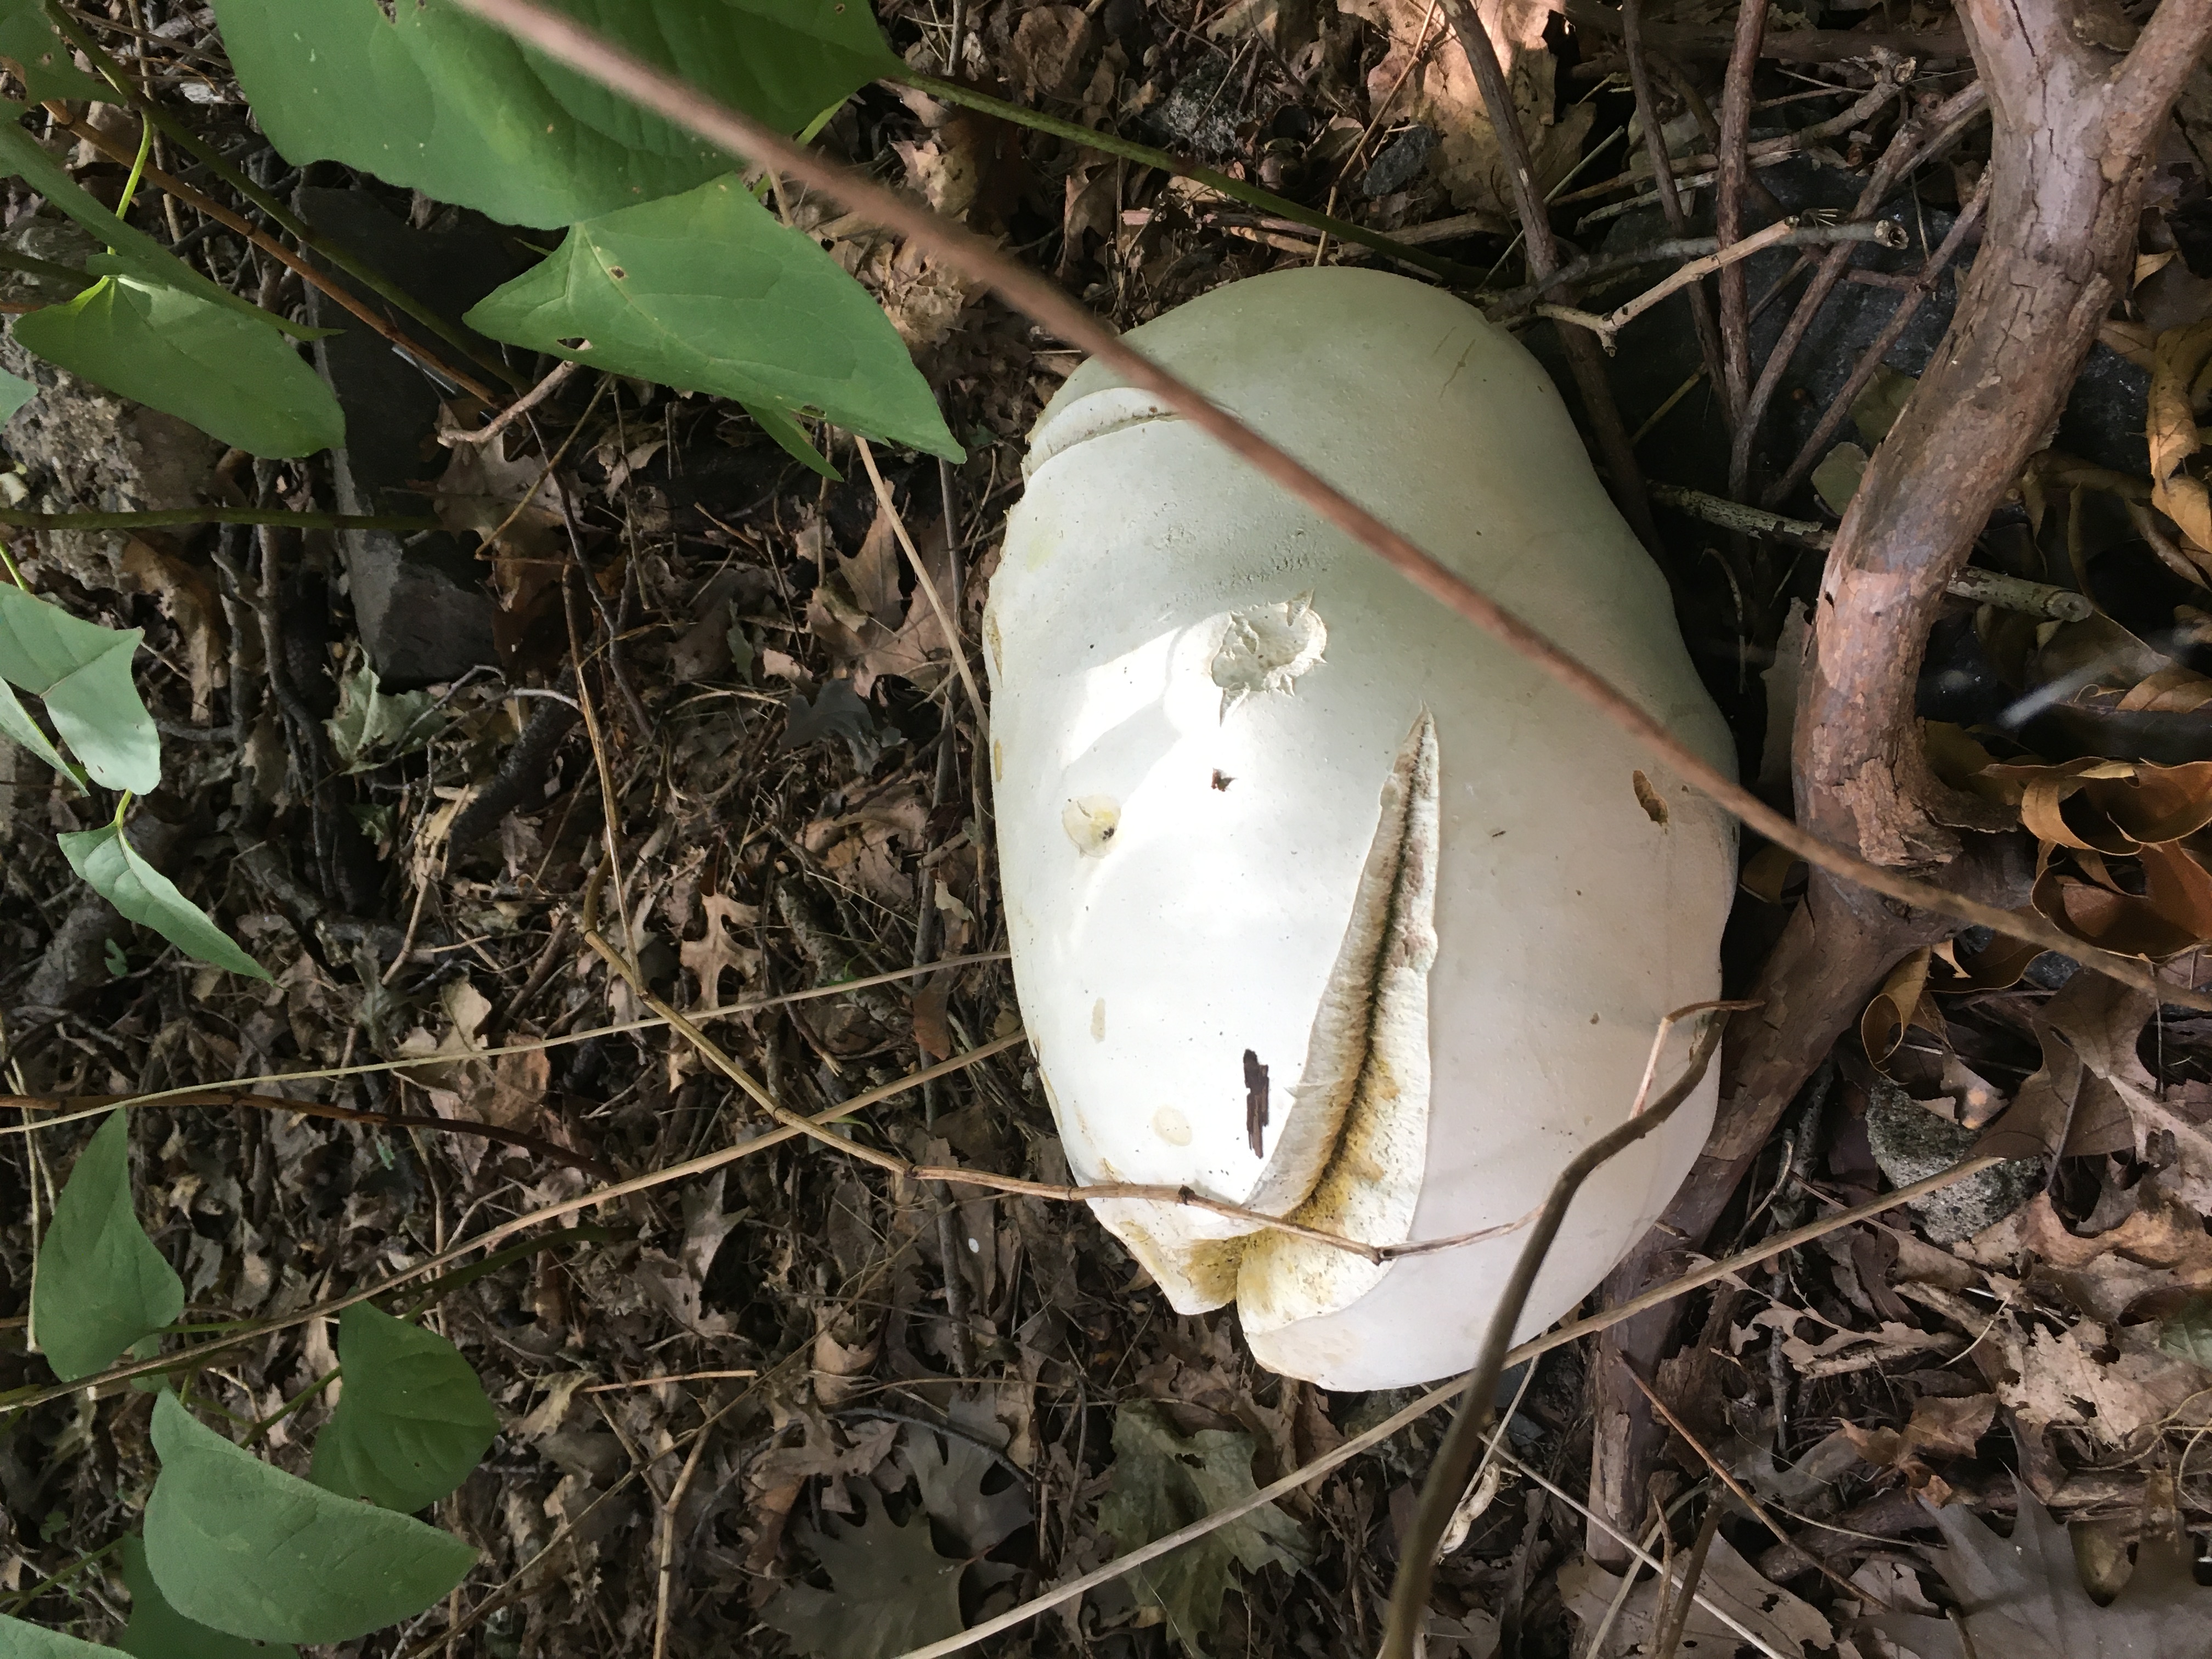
[441,359,583,447]
[0,506,442,533]
[1618,0,1729,399]
[0,951,1012,1138]
[1533,216,1906,351]
[1440,0,1661,549]
[1729,82,1990,501]
[1647,482,2092,619]
[1765,166,1994,506]
[1483,219,1899,320]
[1556,1,1970,63]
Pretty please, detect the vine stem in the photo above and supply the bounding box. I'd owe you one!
[49,106,511,408]
[0,949,1014,1138]
[0,507,441,532]
[1375,1006,1729,1659]
[444,0,2212,1017]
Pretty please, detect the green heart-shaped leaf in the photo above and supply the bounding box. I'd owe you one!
[15,276,345,458]
[0,677,84,788]
[0,584,156,792]
[30,1110,183,1383]
[311,1303,499,1515]
[212,0,899,229]
[121,1534,298,1659]
[0,1615,124,1658]
[466,174,960,461]
[0,123,318,338]
[145,1392,477,1645]
[0,1,108,101]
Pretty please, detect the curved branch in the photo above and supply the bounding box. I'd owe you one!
[1799,0,2212,879]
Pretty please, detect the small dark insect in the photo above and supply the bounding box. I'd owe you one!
[1212,770,1234,791]
[1243,1048,1270,1156]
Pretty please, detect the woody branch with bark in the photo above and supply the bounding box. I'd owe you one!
[1588,0,2212,1562]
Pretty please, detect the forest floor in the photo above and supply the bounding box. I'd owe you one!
[6,1,2212,1657]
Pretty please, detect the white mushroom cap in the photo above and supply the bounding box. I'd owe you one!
[985,268,1736,1390]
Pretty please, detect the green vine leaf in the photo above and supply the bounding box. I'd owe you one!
[58,825,269,981]
[120,1534,298,1659]
[0,123,321,339]
[466,174,962,462]
[0,363,36,420]
[0,1,109,103]
[29,1110,183,1384]
[742,398,838,479]
[0,1615,123,1658]
[0,584,156,792]
[144,1392,477,1645]
[0,678,84,789]
[211,0,899,229]
[310,1303,499,1515]
[15,276,345,458]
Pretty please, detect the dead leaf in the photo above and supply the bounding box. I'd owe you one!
[1335,0,1591,216]
[680,891,761,1007]
[912,975,952,1062]
[2148,319,2212,554]
[1875,1481,2208,1659]
[811,1324,879,1408]
[1006,4,1096,99]
[2016,1178,2212,1323]
[760,1482,966,1659]
[1863,946,1945,1065]
[748,1414,898,1496]
[906,1425,1031,1553]
[1995,1316,2212,1444]
[1843,1392,1996,1477]
[119,536,224,723]
[1561,1532,1832,1658]
[426,433,563,642]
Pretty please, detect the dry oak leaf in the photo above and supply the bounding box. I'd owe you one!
[1334,0,1591,216]
[1875,1481,2208,1659]
[679,891,760,1007]
[633,1169,740,1336]
[2147,318,2212,556]
[2015,1179,2212,1325]
[1993,1316,2212,1446]
[906,1425,1031,1554]
[760,1482,966,1659]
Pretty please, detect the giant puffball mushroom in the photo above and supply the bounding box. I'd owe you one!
[984,267,1737,1390]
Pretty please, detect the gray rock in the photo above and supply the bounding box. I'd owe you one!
[0,212,225,592]
[1864,1078,2043,1244]
[295,188,524,686]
